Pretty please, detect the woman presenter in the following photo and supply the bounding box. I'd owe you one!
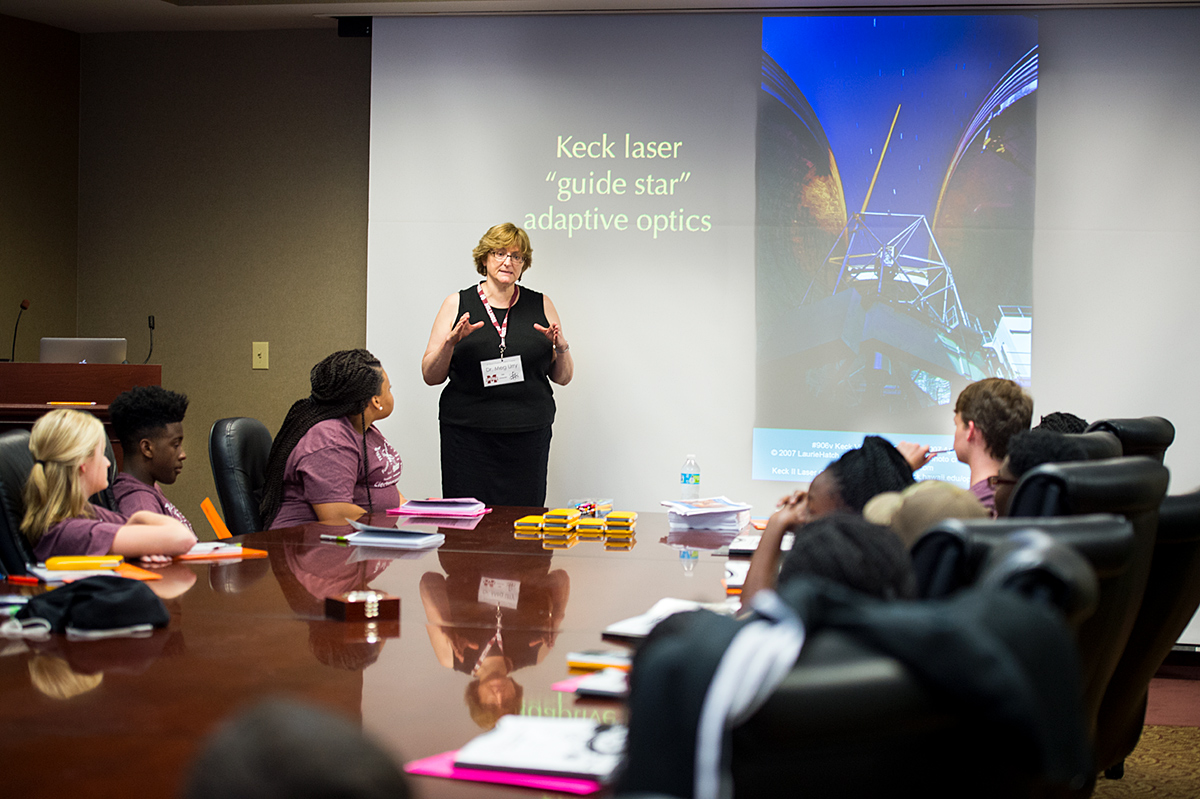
[260,349,404,529]
[422,223,573,507]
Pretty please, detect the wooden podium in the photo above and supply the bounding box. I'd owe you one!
[0,364,162,463]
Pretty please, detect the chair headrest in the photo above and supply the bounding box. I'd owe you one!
[1158,490,1200,545]
[1009,456,1169,518]
[1085,417,1175,462]
[0,429,34,522]
[1061,431,1122,461]
[976,529,1100,627]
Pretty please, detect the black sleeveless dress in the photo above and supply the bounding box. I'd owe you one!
[438,284,556,507]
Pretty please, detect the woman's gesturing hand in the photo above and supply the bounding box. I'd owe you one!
[449,312,484,346]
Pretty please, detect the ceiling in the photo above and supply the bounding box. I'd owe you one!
[0,0,1194,33]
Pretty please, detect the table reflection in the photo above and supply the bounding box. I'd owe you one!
[419,537,571,729]
[269,524,396,671]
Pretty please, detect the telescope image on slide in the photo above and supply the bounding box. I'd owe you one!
[753,16,1037,479]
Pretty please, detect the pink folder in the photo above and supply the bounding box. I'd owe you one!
[403,750,603,795]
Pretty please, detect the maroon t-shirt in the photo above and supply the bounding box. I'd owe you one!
[112,473,194,531]
[34,504,127,561]
[270,418,403,529]
[970,477,997,517]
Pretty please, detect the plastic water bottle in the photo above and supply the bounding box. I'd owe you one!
[680,454,701,500]
[679,547,700,576]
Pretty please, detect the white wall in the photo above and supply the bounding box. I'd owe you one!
[1036,9,1200,493]
[367,15,771,512]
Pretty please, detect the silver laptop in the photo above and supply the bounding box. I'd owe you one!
[39,337,128,364]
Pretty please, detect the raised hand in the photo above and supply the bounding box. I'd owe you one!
[448,312,485,346]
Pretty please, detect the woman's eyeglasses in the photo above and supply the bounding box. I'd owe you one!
[491,250,526,266]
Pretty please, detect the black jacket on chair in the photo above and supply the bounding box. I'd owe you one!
[618,577,1092,799]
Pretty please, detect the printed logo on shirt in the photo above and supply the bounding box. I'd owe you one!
[372,440,403,488]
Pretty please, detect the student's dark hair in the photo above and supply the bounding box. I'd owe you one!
[260,349,383,528]
[183,699,410,799]
[778,513,917,600]
[1033,411,1089,434]
[954,377,1033,461]
[822,435,915,513]
[1006,430,1089,481]
[108,386,189,452]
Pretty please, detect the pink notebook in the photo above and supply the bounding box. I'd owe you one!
[404,750,603,794]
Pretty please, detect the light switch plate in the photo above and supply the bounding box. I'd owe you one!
[252,341,269,370]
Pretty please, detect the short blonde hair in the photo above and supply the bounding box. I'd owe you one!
[472,223,533,278]
[21,409,107,545]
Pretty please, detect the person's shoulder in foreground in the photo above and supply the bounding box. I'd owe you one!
[183,699,411,799]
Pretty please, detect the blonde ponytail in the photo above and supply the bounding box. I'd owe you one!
[21,410,106,545]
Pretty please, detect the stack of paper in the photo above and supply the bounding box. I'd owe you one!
[453,716,626,782]
[389,498,487,517]
[602,597,711,641]
[723,559,750,595]
[660,497,752,532]
[340,518,445,550]
[727,531,795,557]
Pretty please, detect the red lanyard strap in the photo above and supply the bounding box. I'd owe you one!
[477,284,520,357]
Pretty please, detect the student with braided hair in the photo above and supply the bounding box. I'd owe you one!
[21,409,197,562]
[260,349,404,530]
[740,436,915,609]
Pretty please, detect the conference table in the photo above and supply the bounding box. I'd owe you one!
[0,507,737,798]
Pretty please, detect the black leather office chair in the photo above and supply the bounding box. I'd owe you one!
[0,475,31,577]
[1062,430,1122,461]
[0,429,36,575]
[1006,456,1169,754]
[913,515,1132,613]
[208,417,272,537]
[1084,417,1174,463]
[622,531,1101,799]
[1093,487,1200,778]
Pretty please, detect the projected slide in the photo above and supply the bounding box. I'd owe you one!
[753,16,1038,483]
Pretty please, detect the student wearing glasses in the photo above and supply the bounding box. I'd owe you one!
[422,223,573,507]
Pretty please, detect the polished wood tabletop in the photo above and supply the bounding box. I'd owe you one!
[0,507,735,798]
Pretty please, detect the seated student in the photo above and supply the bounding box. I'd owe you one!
[741,436,914,608]
[21,409,197,562]
[108,385,193,530]
[775,513,917,600]
[1033,411,1089,434]
[993,429,1089,517]
[260,349,405,530]
[901,377,1033,514]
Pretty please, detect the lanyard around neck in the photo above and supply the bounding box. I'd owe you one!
[477,283,520,358]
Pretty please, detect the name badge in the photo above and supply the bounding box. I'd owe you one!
[478,576,521,609]
[481,356,524,388]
